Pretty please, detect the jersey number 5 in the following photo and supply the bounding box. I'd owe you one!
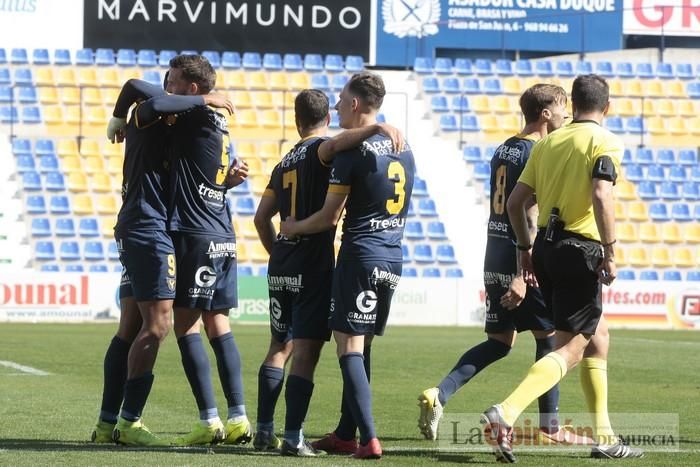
[386,161,406,215]
[492,165,507,215]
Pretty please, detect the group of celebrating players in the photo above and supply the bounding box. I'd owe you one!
[91,53,643,461]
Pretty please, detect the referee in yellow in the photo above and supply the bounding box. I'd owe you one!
[480,75,644,462]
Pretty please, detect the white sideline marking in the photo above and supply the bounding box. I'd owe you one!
[618,337,700,347]
[0,360,51,376]
[381,446,700,453]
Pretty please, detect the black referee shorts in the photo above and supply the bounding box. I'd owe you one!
[532,229,603,335]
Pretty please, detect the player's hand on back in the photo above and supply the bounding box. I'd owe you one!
[376,123,404,153]
[106,117,127,143]
[224,159,249,188]
[204,93,235,115]
[500,274,526,310]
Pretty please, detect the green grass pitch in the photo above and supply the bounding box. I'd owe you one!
[0,323,698,466]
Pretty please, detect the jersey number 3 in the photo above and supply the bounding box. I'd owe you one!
[386,161,406,215]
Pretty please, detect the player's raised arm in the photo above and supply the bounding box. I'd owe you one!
[107,79,167,142]
[317,122,404,164]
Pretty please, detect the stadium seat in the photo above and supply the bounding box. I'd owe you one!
[330,74,348,91]
[38,154,59,173]
[639,270,659,280]
[280,53,302,72]
[623,164,644,182]
[646,164,665,182]
[436,245,457,264]
[59,241,81,261]
[655,62,674,79]
[83,241,105,260]
[687,271,700,281]
[21,106,41,124]
[345,55,364,72]
[679,149,697,166]
[413,178,429,197]
[88,264,109,273]
[49,195,71,215]
[234,197,255,215]
[10,47,28,65]
[106,241,119,261]
[472,163,490,181]
[261,53,282,71]
[417,199,438,217]
[402,244,412,263]
[0,86,11,103]
[441,78,459,93]
[53,49,72,65]
[678,100,698,117]
[26,195,47,214]
[430,95,449,113]
[474,59,493,75]
[618,223,637,243]
[65,264,84,273]
[241,52,262,70]
[463,146,482,163]
[554,60,573,77]
[22,171,42,191]
[461,78,480,94]
[158,50,177,67]
[450,95,470,113]
[0,105,19,123]
[671,203,692,221]
[0,68,9,85]
[454,58,473,75]
[625,117,644,134]
[651,246,673,267]
[35,241,56,261]
[483,79,502,95]
[502,77,522,95]
[72,194,94,215]
[95,48,115,66]
[617,269,636,280]
[634,148,654,165]
[687,82,700,98]
[605,116,624,134]
[660,182,680,200]
[656,149,676,166]
[17,86,37,104]
[695,205,700,222]
[675,63,693,79]
[662,270,681,281]
[673,248,695,268]
[638,223,660,243]
[116,48,136,67]
[575,61,593,75]
[324,54,344,72]
[661,223,683,244]
[221,51,241,69]
[514,59,533,77]
[136,49,157,67]
[682,182,699,200]
[40,264,60,272]
[403,267,418,278]
[12,138,31,156]
[15,154,34,172]
[200,50,220,68]
[78,218,100,237]
[614,62,634,78]
[427,221,447,240]
[460,114,479,132]
[44,171,65,192]
[439,114,458,132]
[434,57,453,74]
[648,203,670,222]
[422,268,442,278]
[55,218,76,237]
[595,61,614,77]
[628,247,650,267]
[635,62,653,79]
[495,59,513,76]
[413,244,435,263]
[617,180,638,200]
[142,70,161,87]
[95,195,117,215]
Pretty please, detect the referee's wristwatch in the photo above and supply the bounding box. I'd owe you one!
[516,244,532,251]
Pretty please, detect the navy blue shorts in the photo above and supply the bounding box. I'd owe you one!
[267,270,332,343]
[115,229,176,302]
[171,232,238,311]
[329,259,402,337]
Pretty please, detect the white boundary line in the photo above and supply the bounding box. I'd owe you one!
[0,360,51,376]
[617,337,700,346]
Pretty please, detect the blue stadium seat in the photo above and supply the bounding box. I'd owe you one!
[615,62,634,78]
[12,138,31,156]
[95,48,115,66]
[21,106,41,124]
[425,78,441,95]
[402,244,411,263]
[450,95,470,112]
[655,62,674,79]
[439,114,458,132]
[649,203,669,221]
[116,48,137,67]
[474,59,493,75]
[436,244,457,263]
[262,53,282,71]
[687,271,700,281]
[0,68,9,85]
[327,93,338,108]
[438,267,461,279]
[636,148,654,165]
[59,241,81,261]
[682,182,699,200]
[238,265,253,277]
[403,267,418,277]
[0,48,5,64]
[534,60,553,77]
[515,59,533,76]
[483,79,502,94]
[304,54,324,72]
[54,218,75,237]
[35,139,55,156]
[675,63,693,79]
[10,48,28,65]
[461,78,480,94]
[427,221,447,240]
[142,70,161,87]
[636,62,654,79]
[13,68,33,85]
[17,86,37,103]
[26,195,46,214]
[473,163,490,181]
[35,241,56,261]
[430,95,449,113]
[434,57,453,74]
[38,154,58,173]
[282,53,302,71]
[78,218,100,237]
[422,268,441,278]
[235,197,256,215]
[41,264,60,272]
[49,195,70,215]
[625,117,644,134]
[687,82,700,99]
[660,182,680,200]
[575,61,593,74]
[22,171,42,191]
[414,244,435,263]
[330,74,348,91]
[242,52,261,70]
[329,113,340,129]
[413,177,428,197]
[15,154,35,172]
[555,60,574,77]
[413,57,432,74]
[624,164,644,182]
[678,149,697,166]
[202,50,221,68]
[417,199,438,216]
[442,77,460,93]
[656,149,676,165]
[454,58,473,75]
[65,264,84,273]
[44,172,65,191]
[646,164,665,182]
[404,221,425,240]
[89,264,109,273]
[407,199,416,217]
[621,149,632,165]
[669,166,687,182]
[84,241,105,260]
[257,266,268,276]
[463,146,482,163]
[639,270,659,281]
[180,49,198,56]
[663,270,682,281]
[460,114,479,132]
[495,59,513,76]
[137,49,157,67]
[158,50,177,67]
[0,86,11,103]
[53,49,72,65]
[595,61,614,77]
[672,203,692,221]
[617,270,636,280]
[345,55,364,72]
[692,167,700,183]
[311,74,330,91]
[324,54,344,72]
[695,205,700,221]
[107,241,119,260]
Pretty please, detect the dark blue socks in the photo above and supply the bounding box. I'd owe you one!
[335,346,371,441]
[100,336,131,424]
[178,333,218,421]
[257,364,285,432]
[120,372,154,422]
[535,336,560,433]
[437,338,511,406]
[284,374,314,446]
[339,352,376,445]
[210,332,246,419]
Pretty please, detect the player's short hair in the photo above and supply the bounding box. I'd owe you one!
[347,72,385,110]
[169,54,216,94]
[519,83,567,124]
[571,74,609,113]
[295,89,329,130]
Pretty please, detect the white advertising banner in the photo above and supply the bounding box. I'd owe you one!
[0,0,83,50]
[623,0,700,36]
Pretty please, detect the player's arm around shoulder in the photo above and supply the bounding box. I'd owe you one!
[317,123,404,165]
[280,192,347,238]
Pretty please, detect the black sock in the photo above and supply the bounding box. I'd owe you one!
[436,338,511,406]
[284,374,314,433]
[99,336,131,423]
[178,334,218,420]
[335,346,371,440]
[257,364,284,430]
[535,336,560,432]
[210,332,245,418]
[120,372,154,422]
[339,352,376,445]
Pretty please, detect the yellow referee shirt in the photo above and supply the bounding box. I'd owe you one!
[518,120,623,241]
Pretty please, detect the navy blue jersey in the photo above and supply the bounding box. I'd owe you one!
[113,80,169,232]
[265,136,335,273]
[330,134,415,263]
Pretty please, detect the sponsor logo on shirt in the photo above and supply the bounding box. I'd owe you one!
[206,240,236,259]
[484,271,516,288]
[369,216,405,232]
[371,267,401,289]
[360,139,394,157]
[267,274,303,293]
[496,144,523,165]
[198,183,225,202]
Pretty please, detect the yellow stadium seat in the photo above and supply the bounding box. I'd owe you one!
[67,172,88,192]
[224,71,246,89]
[628,247,650,267]
[61,156,82,173]
[642,99,657,117]
[86,106,108,126]
[101,88,120,107]
[607,79,624,97]
[616,180,637,200]
[121,69,141,82]
[244,157,263,176]
[247,72,268,89]
[645,117,666,135]
[255,91,274,109]
[98,69,121,88]
[96,195,118,215]
[666,117,686,135]
[35,67,55,86]
[236,142,256,159]
[471,95,490,113]
[268,72,288,91]
[661,223,683,244]
[43,105,63,125]
[251,176,269,195]
[684,224,700,244]
[481,115,499,133]
[613,98,638,117]
[83,88,102,106]
[106,156,122,175]
[644,80,664,97]
[627,201,649,222]
[283,91,295,109]
[83,156,105,174]
[655,99,676,117]
[55,68,76,86]
[687,117,700,136]
[615,202,627,221]
[284,111,296,130]
[260,142,281,160]
[618,223,638,243]
[673,248,695,267]
[502,77,522,95]
[101,217,115,237]
[233,90,253,109]
[638,223,661,243]
[280,141,295,155]
[677,100,698,117]
[79,139,101,157]
[269,91,285,108]
[260,110,282,129]
[492,95,512,114]
[664,80,685,98]
[239,218,259,239]
[651,246,673,267]
[250,243,269,263]
[112,173,123,193]
[60,87,81,105]
[502,115,520,133]
[289,73,310,90]
[615,246,627,267]
[623,79,643,97]
[64,105,81,125]
[90,173,112,192]
[72,194,94,215]
[57,139,79,158]
[38,87,59,104]
[234,109,259,128]
[102,141,123,158]
[236,243,248,262]
[77,68,98,87]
